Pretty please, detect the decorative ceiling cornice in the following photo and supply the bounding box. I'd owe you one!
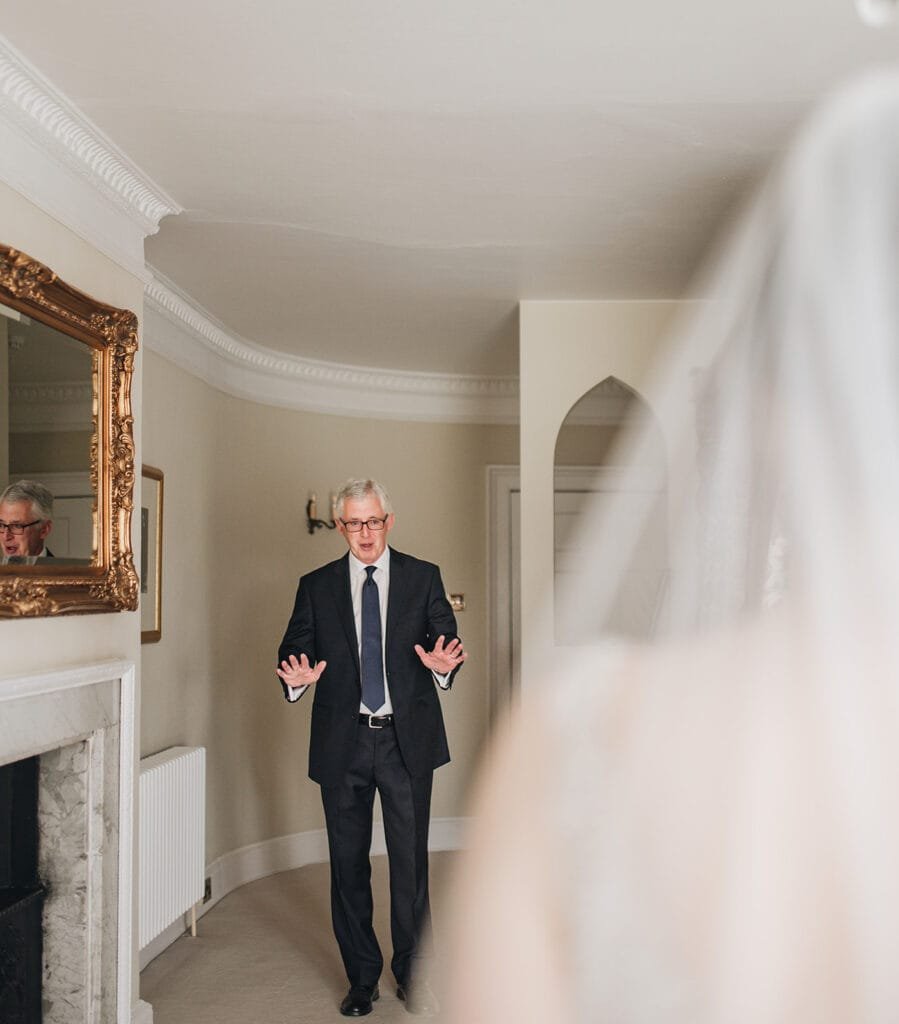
[144,270,520,424]
[0,34,180,276]
[0,32,519,423]
[10,380,93,433]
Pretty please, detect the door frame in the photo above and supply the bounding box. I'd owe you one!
[488,465,636,719]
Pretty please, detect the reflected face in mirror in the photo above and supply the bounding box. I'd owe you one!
[0,499,51,557]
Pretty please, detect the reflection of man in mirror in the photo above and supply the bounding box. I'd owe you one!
[0,480,54,564]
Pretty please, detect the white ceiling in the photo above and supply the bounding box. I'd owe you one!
[3,1,898,378]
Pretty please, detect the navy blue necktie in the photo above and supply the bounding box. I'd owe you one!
[361,565,385,712]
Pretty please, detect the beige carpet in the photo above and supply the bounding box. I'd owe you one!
[140,852,456,1024]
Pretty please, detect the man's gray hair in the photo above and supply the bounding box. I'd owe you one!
[335,478,393,519]
[0,479,54,521]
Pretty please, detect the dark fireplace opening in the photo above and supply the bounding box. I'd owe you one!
[0,756,45,1024]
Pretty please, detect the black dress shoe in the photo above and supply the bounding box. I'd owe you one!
[396,980,439,1016]
[340,984,379,1016]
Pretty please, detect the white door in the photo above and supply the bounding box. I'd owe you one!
[50,495,94,558]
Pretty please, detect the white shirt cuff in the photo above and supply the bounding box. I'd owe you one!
[432,671,451,690]
[286,683,308,702]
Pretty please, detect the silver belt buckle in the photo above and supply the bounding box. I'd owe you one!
[367,714,382,729]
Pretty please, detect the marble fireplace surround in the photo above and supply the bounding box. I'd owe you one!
[0,660,138,1024]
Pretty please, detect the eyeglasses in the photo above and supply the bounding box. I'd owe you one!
[0,520,41,536]
[340,516,389,533]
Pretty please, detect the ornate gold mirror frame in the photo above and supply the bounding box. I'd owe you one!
[0,244,139,617]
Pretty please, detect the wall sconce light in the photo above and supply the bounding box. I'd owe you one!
[306,492,337,534]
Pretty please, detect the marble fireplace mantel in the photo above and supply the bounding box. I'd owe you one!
[0,660,140,1024]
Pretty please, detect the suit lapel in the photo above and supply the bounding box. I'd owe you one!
[386,547,410,645]
[329,554,360,675]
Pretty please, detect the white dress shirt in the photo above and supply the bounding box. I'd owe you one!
[1,545,50,565]
[286,548,450,705]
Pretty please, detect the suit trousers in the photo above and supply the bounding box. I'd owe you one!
[320,718,434,989]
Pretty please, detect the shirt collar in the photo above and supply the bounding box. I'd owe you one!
[1,547,47,564]
[349,547,390,576]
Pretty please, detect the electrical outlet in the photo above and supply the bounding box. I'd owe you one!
[203,877,212,904]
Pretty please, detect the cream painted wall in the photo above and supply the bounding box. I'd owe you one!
[518,300,687,687]
[11,430,93,473]
[141,349,518,863]
[0,177,145,1010]
[555,423,622,466]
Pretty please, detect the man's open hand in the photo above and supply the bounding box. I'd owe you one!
[277,653,327,688]
[414,635,467,675]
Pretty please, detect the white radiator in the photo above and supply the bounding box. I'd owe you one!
[139,745,206,949]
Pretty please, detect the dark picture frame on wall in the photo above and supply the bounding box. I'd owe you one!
[140,465,163,643]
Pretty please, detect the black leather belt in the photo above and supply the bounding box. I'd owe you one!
[358,713,394,729]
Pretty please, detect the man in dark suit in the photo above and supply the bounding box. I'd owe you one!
[277,478,465,1018]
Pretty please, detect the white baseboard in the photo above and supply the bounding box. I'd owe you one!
[139,816,471,970]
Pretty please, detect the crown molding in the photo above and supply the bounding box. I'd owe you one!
[0,34,518,422]
[0,34,181,280]
[10,380,93,433]
[144,270,520,424]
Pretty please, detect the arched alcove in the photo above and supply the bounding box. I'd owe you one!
[553,376,668,643]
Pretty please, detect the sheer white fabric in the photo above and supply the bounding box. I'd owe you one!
[547,70,899,1022]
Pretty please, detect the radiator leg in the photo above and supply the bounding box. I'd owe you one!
[190,903,197,938]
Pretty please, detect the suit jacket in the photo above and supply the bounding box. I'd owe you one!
[278,547,461,786]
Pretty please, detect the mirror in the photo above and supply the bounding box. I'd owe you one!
[3,315,94,560]
[0,244,139,617]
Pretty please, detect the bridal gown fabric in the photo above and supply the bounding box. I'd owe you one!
[448,72,899,1023]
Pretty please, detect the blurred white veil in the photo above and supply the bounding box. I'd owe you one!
[546,70,899,1022]
[561,70,899,645]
